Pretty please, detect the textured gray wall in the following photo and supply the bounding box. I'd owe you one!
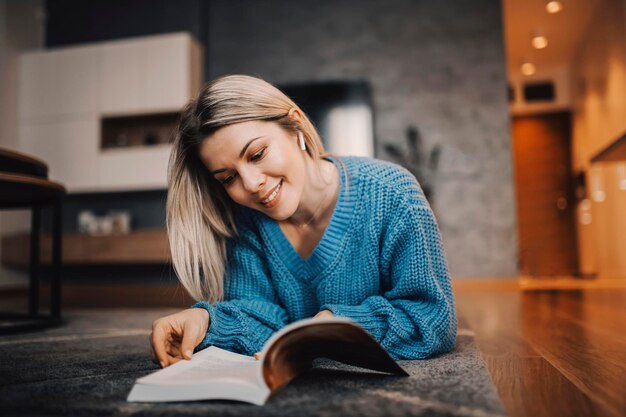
[207,0,518,278]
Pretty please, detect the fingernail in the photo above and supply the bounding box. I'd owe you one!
[185,350,193,359]
[160,361,165,368]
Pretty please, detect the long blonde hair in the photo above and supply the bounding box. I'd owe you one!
[167,75,327,302]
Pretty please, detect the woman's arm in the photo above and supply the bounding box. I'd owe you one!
[191,227,289,356]
[321,204,457,360]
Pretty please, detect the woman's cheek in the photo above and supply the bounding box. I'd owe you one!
[227,187,248,206]
[265,150,290,174]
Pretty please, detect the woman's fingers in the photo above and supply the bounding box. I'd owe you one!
[180,322,203,360]
[168,356,184,365]
[178,309,210,360]
[313,310,333,319]
[150,326,187,368]
[166,339,182,359]
[150,322,171,368]
[150,309,210,368]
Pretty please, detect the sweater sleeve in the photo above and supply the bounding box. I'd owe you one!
[321,204,457,360]
[191,228,289,356]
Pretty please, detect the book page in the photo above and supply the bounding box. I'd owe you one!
[138,346,259,386]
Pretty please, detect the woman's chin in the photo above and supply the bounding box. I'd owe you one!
[262,203,297,222]
[266,208,295,222]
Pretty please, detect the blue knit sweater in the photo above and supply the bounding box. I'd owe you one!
[192,156,457,360]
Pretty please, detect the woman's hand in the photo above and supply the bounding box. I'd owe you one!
[150,308,210,368]
[313,309,333,319]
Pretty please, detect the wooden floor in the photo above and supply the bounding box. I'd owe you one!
[2,278,626,416]
[454,278,626,417]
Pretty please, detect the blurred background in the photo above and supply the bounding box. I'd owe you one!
[1,0,625,307]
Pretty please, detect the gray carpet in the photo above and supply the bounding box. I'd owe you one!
[0,309,506,417]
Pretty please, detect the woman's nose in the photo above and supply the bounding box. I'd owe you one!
[240,168,266,193]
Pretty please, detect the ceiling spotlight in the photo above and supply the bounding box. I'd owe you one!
[532,35,548,49]
[521,62,536,76]
[545,1,563,14]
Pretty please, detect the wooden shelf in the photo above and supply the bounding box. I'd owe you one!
[0,284,193,308]
[101,112,179,149]
[1,229,169,266]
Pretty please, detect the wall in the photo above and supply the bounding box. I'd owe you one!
[207,0,517,278]
[38,0,517,279]
[0,0,44,288]
[572,0,626,277]
[45,0,210,75]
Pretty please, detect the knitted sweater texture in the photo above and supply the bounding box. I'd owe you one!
[192,156,457,360]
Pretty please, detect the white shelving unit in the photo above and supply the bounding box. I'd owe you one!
[17,32,203,192]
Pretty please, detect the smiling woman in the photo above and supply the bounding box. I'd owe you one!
[150,75,456,368]
[199,119,337,224]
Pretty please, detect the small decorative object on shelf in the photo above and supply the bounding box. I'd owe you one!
[143,132,159,146]
[109,211,131,234]
[114,133,129,147]
[101,112,179,150]
[78,210,132,236]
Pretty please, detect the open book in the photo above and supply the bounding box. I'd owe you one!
[127,317,409,405]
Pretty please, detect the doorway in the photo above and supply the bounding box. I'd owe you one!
[512,112,579,276]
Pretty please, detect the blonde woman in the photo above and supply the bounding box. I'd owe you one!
[150,75,456,368]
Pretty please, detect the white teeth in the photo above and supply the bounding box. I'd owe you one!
[262,181,282,204]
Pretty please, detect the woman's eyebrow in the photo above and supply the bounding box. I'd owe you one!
[210,136,264,175]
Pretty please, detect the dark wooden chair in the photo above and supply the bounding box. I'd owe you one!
[0,147,66,333]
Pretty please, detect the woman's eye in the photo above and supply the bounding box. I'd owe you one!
[221,174,236,185]
[217,147,265,186]
[250,148,266,161]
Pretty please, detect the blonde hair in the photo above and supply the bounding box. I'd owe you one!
[167,75,328,302]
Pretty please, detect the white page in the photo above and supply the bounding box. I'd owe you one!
[128,346,270,404]
[138,346,259,386]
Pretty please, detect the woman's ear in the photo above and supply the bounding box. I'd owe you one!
[288,108,304,124]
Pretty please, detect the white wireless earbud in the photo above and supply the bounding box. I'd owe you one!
[297,131,306,151]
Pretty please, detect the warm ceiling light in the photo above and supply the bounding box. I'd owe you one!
[546,1,563,14]
[521,62,536,76]
[532,35,549,49]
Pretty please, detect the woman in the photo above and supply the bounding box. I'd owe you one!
[150,75,456,368]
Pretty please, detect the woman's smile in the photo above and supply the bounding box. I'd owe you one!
[260,179,283,208]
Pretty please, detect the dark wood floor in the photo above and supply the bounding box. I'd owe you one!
[454,279,626,417]
[2,278,626,417]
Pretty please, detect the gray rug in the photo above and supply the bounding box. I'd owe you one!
[0,309,506,417]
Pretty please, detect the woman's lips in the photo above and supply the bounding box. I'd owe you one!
[261,180,283,209]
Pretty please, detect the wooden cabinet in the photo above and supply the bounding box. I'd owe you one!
[17,32,203,192]
[19,46,100,122]
[99,40,144,114]
[18,119,100,191]
[144,35,198,113]
[98,34,200,115]
[18,52,57,121]
[99,145,173,191]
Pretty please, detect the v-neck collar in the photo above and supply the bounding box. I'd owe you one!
[258,155,358,282]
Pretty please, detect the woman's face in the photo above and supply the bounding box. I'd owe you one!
[198,120,307,221]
